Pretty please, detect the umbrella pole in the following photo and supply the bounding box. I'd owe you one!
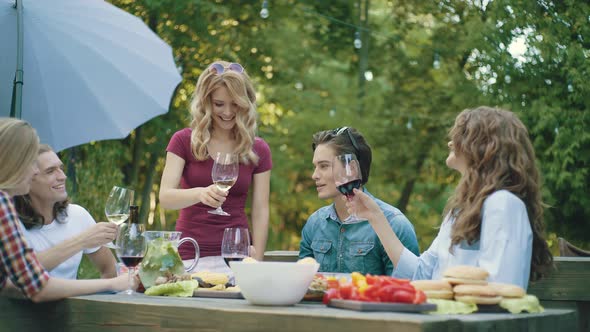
[9,0,24,119]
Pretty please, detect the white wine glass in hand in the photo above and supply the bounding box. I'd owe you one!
[104,186,134,248]
[208,152,238,216]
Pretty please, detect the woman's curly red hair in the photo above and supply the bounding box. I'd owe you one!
[443,106,552,281]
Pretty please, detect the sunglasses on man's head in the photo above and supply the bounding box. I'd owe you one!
[332,126,361,158]
[209,62,244,75]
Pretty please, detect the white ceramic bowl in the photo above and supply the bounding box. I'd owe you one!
[230,261,319,306]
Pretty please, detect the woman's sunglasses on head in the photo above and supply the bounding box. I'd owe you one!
[209,62,244,75]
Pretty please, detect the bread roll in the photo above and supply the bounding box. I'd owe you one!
[488,282,526,298]
[411,280,454,300]
[442,265,489,285]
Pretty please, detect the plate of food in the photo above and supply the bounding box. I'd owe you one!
[303,272,353,302]
[302,274,329,302]
[194,288,243,299]
[317,272,352,283]
[321,273,434,311]
[191,271,244,299]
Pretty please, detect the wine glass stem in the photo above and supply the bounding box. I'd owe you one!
[127,267,133,293]
[112,222,118,241]
[347,196,356,217]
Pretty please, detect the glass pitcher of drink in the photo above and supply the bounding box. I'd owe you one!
[139,231,199,288]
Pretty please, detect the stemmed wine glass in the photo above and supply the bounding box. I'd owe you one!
[221,227,250,267]
[115,221,146,295]
[208,152,239,216]
[333,153,364,223]
[104,186,134,248]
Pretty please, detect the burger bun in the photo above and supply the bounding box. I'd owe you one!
[453,284,501,305]
[455,294,502,305]
[411,280,454,300]
[488,282,526,298]
[442,265,489,285]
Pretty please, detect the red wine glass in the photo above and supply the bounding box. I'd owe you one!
[115,222,146,295]
[333,153,364,223]
[221,227,250,267]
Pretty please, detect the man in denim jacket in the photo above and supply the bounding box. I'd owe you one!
[299,127,419,275]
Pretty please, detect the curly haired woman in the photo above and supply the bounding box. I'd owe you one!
[159,61,272,273]
[349,106,552,289]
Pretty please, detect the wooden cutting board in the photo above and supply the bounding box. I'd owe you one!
[328,299,436,313]
[302,293,324,302]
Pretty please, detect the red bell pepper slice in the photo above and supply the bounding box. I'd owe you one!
[391,289,416,304]
[323,288,342,304]
[326,279,340,289]
[339,284,355,300]
[413,289,427,304]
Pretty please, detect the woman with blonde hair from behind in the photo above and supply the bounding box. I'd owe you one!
[159,61,272,273]
[0,118,131,302]
[349,107,552,289]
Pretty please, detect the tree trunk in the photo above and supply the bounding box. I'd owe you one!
[65,147,78,196]
[131,8,159,208]
[128,126,144,197]
[139,150,159,224]
[397,134,433,212]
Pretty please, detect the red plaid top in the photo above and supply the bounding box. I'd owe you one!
[0,190,49,298]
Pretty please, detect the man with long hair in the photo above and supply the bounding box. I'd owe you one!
[0,118,129,302]
[15,145,117,280]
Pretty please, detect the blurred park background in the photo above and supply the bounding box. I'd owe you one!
[72,0,589,276]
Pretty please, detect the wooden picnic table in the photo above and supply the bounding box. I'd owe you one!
[0,253,584,332]
[0,293,576,332]
[263,251,590,332]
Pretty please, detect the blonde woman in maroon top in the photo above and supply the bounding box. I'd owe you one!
[159,61,272,273]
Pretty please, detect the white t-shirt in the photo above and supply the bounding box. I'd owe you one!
[22,204,100,279]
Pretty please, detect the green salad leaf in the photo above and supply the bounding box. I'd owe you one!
[499,295,544,314]
[427,299,478,314]
[138,238,185,288]
[144,280,199,297]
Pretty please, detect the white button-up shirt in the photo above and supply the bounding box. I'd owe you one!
[393,190,533,289]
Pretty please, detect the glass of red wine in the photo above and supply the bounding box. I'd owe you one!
[115,222,146,295]
[221,227,250,267]
[333,153,364,223]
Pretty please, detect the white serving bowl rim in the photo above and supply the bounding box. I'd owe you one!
[230,261,320,306]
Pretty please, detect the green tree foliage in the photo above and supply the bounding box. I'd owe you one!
[479,0,590,242]
[67,1,588,280]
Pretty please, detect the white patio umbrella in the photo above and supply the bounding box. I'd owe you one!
[0,0,182,151]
